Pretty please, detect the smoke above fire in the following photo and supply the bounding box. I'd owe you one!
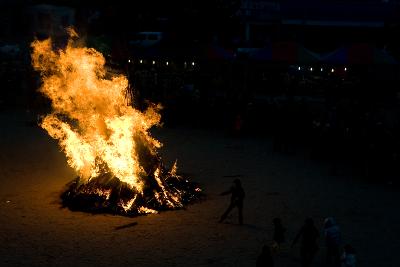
[31,30,202,215]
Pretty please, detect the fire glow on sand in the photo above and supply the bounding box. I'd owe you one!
[31,29,202,216]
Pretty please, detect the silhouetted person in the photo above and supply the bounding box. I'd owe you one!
[234,114,244,136]
[341,244,356,267]
[219,179,245,225]
[256,245,274,267]
[324,217,341,267]
[292,218,319,267]
[272,218,286,250]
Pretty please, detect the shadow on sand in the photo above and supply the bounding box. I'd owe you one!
[114,222,138,230]
[220,221,265,231]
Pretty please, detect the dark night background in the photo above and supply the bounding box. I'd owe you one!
[1,1,400,266]
[2,0,400,180]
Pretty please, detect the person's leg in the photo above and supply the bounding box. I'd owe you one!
[332,245,341,267]
[326,244,340,266]
[302,247,316,267]
[238,203,243,225]
[309,249,317,267]
[300,247,309,267]
[326,245,333,265]
[219,203,235,223]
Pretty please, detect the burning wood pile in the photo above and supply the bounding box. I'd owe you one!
[31,29,202,216]
[60,160,202,216]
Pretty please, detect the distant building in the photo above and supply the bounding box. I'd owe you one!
[234,0,400,48]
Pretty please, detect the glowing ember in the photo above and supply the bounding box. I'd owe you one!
[31,29,202,216]
[138,206,158,214]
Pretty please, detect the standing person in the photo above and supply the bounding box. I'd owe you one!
[341,244,356,267]
[219,179,245,225]
[272,218,286,251]
[292,218,319,267]
[324,217,341,267]
[256,245,274,267]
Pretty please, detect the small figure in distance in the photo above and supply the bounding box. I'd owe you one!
[272,218,286,252]
[292,218,319,267]
[219,178,245,225]
[341,244,356,267]
[256,245,274,267]
[233,114,244,136]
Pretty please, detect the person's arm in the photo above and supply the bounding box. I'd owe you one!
[220,187,232,196]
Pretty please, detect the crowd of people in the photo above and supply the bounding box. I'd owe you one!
[264,94,400,181]
[256,217,356,267]
[219,179,356,267]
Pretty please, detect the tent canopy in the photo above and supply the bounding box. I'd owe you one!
[239,42,320,64]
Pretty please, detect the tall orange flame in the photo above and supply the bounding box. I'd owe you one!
[31,33,162,194]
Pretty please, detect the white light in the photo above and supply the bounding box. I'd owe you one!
[152,60,156,65]
[166,61,169,66]
[344,67,347,71]
[192,62,195,66]
[310,67,313,71]
[139,59,143,64]
[321,68,323,72]
[128,59,131,63]
[298,66,301,71]
[331,68,335,73]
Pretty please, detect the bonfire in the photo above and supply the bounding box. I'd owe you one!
[31,29,202,216]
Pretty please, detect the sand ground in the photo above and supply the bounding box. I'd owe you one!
[1,110,399,267]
